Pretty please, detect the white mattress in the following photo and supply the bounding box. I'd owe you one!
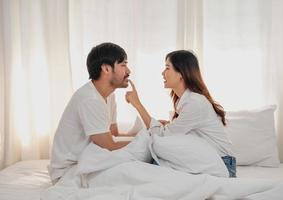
[0,160,52,200]
[237,163,283,180]
[0,160,282,200]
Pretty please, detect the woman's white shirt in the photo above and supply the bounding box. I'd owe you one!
[149,90,233,157]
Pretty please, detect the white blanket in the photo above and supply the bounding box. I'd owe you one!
[42,161,283,200]
[42,130,283,200]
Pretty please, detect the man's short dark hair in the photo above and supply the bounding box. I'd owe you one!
[86,42,127,80]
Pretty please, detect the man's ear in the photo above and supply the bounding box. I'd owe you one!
[101,64,112,74]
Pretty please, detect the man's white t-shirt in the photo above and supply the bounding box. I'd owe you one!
[49,81,117,181]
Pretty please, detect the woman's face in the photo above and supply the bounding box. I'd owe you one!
[162,58,183,89]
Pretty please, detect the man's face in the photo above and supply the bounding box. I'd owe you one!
[110,60,130,88]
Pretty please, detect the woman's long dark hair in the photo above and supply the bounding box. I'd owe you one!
[166,50,226,126]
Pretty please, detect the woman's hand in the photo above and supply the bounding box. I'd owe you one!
[125,80,142,108]
[125,80,151,129]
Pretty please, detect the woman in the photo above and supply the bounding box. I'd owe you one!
[126,50,236,177]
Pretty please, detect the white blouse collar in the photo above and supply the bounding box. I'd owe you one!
[176,89,191,114]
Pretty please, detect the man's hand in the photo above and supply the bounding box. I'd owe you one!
[158,120,170,125]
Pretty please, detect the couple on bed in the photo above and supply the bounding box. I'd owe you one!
[48,42,236,185]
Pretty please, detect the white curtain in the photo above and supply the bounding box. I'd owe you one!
[68,0,180,128]
[0,0,72,169]
[0,0,5,169]
[202,0,283,161]
[0,0,282,169]
[177,0,203,70]
[267,0,283,162]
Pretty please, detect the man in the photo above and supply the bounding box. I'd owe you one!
[48,42,133,183]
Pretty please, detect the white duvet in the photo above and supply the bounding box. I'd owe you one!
[41,130,283,200]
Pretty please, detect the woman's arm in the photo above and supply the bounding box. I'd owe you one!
[125,80,151,128]
[125,80,203,136]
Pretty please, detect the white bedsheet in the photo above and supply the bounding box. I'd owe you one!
[0,160,52,200]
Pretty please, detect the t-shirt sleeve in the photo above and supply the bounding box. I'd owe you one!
[78,98,110,136]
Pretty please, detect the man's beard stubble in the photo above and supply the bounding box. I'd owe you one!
[110,74,129,88]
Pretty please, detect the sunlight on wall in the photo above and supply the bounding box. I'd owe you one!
[30,55,51,136]
[203,48,265,111]
[132,50,174,120]
[203,0,268,111]
[11,37,51,146]
[11,64,30,146]
[11,63,51,146]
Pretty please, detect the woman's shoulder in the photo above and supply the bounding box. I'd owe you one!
[187,92,212,112]
[188,92,209,105]
[189,92,219,117]
[177,91,210,112]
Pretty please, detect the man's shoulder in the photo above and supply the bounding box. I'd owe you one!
[71,82,100,105]
[74,81,92,95]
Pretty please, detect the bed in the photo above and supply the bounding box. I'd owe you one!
[0,160,283,200]
[1,105,282,199]
[0,160,51,200]
[237,164,283,180]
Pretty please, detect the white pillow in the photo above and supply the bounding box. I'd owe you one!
[225,105,280,167]
[152,133,229,177]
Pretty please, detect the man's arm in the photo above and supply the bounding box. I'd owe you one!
[110,124,119,136]
[110,123,137,137]
[90,132,130,151]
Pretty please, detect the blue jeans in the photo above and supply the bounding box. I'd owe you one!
[221,156,237,177]
[151,159,159,165]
